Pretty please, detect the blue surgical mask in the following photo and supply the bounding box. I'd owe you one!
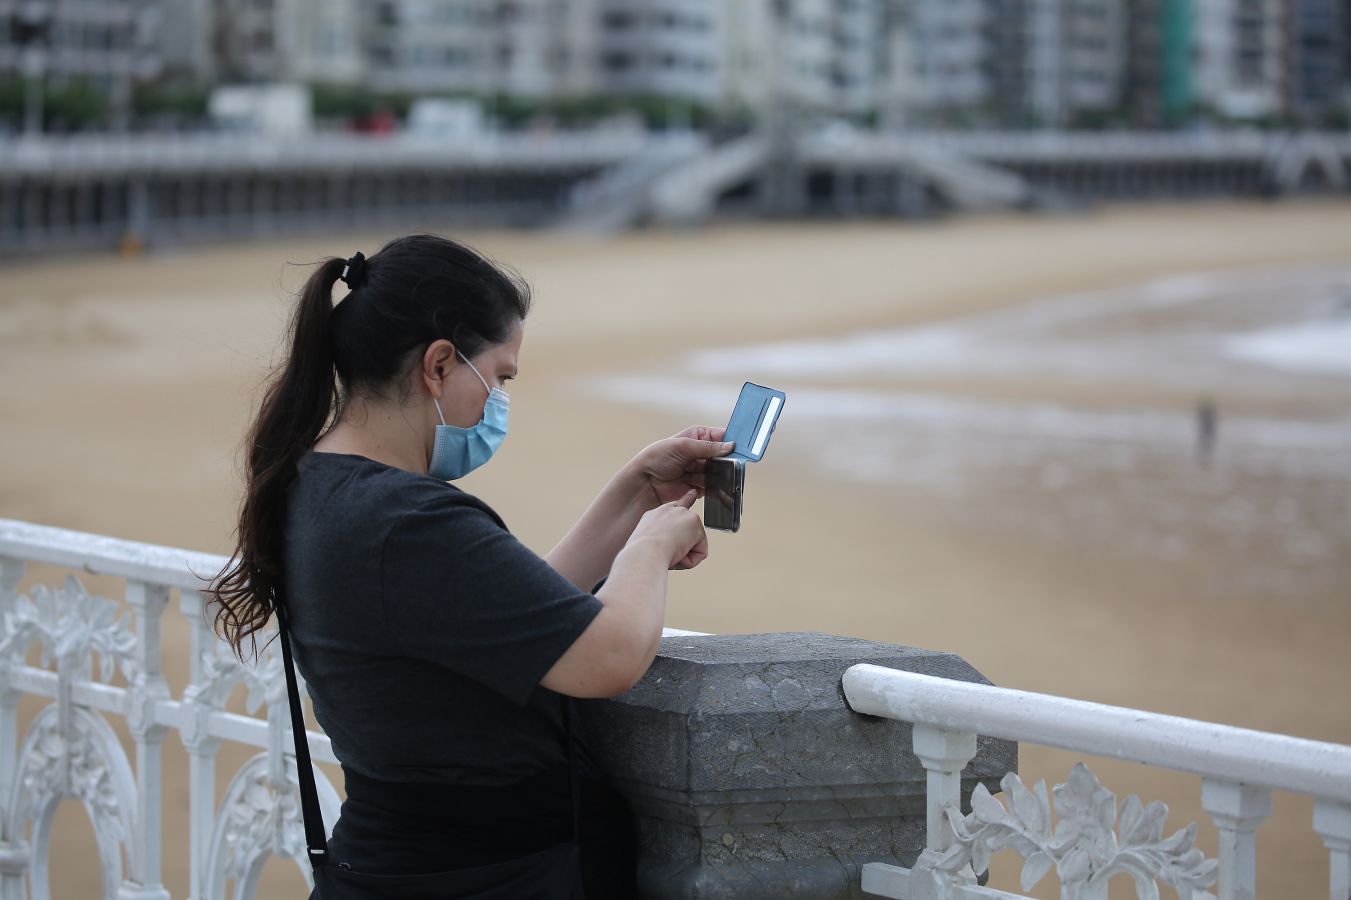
[427,352,509,480]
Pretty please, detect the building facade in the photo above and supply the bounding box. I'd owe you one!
[362,0,492,93]
[1026,0,1129,125]
[897,0,992,122]
[722,0,891,117]
[1192,0,1286,118]
[16,0,1345,130]
[889,0,1127,127]
[0,0,162,84]
[493,0,601,98]
[1122,0,1195,126]
[158,0,364,85]
[594,0,721,103]
[1284,0,1350,121]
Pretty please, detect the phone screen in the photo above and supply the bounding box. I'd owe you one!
[704,458,741,532]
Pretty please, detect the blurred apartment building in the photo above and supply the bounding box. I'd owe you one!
[355,0,892,116]
[158,0,365,84]
[9,0,1345,128]
[360,0,598,96]
[146,0,893,117]
[890,0,1187,127]
[0,0,161,83]
[1286,0,1351,119]
[1193,0,1287,119]
[722,0,891,115]
[1133,0,1349,124]
[876,0,1190,127]
[892,0,1349,126]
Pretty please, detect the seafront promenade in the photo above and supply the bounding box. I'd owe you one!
[2,130,1348,254]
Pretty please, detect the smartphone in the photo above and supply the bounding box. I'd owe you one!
[704,383,785,533]
[704,457,745,533]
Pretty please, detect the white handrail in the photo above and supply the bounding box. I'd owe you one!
[845,663,1351,900]
[843,663,1351,804]
[0,518,703,638]
[0,517,225,591]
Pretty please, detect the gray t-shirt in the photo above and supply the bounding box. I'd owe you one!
[283,451,604,786]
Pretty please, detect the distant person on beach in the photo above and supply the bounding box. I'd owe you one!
[1196,395,1218,467]
[209,235,733,898]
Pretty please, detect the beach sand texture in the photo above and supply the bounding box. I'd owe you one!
[2,201,1350,898]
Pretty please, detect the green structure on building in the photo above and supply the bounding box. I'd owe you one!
[1159,0,1195,125]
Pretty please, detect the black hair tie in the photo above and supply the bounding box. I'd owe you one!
[340,251,367,289]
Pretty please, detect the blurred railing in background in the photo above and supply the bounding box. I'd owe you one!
[2,130,1349,255]
[0,131,696,255]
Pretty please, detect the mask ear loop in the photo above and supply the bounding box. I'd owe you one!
[456,350,493,395]
[432,351,491,428]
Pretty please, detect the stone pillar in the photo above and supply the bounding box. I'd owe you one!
[581,633,1017,900]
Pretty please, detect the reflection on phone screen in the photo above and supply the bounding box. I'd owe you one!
[704,458,739,532]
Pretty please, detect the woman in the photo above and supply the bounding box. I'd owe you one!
[210,234,731,897]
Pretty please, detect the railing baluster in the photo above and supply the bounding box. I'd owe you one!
[181,589,222,900]
[125,579,172,899]
[1314,800,1351,900]
[911,724,978,855]
[1201,778,1271,900]
[0,558,25,900]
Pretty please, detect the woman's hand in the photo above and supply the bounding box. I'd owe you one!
[629,490,709,570]
[544,427,730,591]
[630,426,735,508]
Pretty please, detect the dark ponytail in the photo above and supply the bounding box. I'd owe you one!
[210,257,344,658]
[209,235,530,659]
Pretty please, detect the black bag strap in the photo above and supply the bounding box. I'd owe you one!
[273,595,330,864]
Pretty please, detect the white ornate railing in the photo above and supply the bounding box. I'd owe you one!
[0,518,345,900]
[843,665,1351,900]
[7,512,1349,899]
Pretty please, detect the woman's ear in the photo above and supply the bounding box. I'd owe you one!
[422,339,457,398]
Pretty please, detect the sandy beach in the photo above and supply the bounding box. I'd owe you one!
[3,201,1350,897]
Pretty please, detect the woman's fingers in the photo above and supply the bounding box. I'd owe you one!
[675,535,709,570]
[677,437,735,461]
[633,492,707,568]
[677,425,727,443]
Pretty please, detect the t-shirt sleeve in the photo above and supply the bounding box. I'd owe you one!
[379,490,603,706]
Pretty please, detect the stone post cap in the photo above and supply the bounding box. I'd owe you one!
[586,631,1012,794]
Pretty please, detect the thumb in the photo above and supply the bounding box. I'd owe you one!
[687,438,735,459]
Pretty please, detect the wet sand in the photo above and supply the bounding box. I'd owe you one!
[3,200,1350,897]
